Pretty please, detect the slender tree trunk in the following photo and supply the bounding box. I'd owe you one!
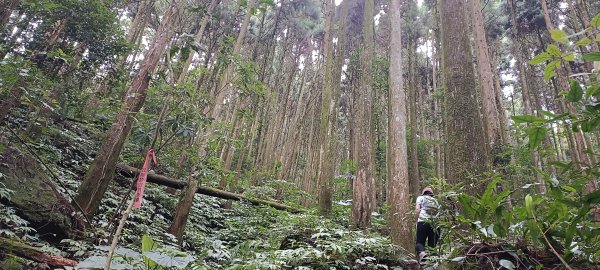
[351,0,375,229]
[468,0,504,161]
[387,0,412,250]
[540,0,592,187]
[430,14,444,179]
[440,0,488,189]
[177,0,219,84]
[407,16,420,196]
[168,178,199,243]
[195,0,255,164]
[317,0,336,216]
[74,0,183,217]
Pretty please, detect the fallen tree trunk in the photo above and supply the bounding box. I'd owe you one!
[115,163,305,213]
[0,237,77,267]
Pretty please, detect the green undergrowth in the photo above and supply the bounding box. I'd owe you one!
[0,113,410,269]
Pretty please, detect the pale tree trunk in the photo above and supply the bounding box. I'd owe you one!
[169,1,255,237]
[209,0,255,121]
[301,87,320,207]
[407,9,420,196]
[489,41,511,145]
[351,0,375,229]
[324,0,349,204]
[263,38,294,170]
[196,0,254,160]
[281,65,311,181]
[429,11,444,179]
[440,0,488,189]
[177,0,220,84]
[387,0,412,250]
[468,0,504,160]
[74,0,184,217]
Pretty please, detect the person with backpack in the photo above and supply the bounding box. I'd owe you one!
[415,187,440,259]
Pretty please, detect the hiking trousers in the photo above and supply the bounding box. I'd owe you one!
[415,221,439,253]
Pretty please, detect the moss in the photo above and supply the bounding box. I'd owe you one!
[0,255,24,270]
[0,147,79,242]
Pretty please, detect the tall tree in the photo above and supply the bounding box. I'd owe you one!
[468,0,505,159]
[387,0,412,250]
[317,0,336,215]
[74,0,184,217]
[406,1,420,196]
[351,0,375,229]
[440,0,488,188]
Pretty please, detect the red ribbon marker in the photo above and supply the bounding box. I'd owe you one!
[133,149,157,209]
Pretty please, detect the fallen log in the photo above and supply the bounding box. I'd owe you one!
[115,163,305,213]
[0,237,77,267]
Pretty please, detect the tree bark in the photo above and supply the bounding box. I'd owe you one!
[0,237,77,267]
[387,0,412,250]
[74,0,183,217]
[407,8,420,196]
[351,0,375,229]
[168,178,199,243]
[317,0,336,216]
[468,0,504,161]
[440,0,488,189]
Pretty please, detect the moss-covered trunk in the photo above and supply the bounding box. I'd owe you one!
[440,0,488,189]
[351,0,375,229]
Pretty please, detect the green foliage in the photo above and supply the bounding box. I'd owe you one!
[449,14,600,267]
[77,235,194,270]
[455,176,513,240]
[0,184,36,239]
[22,0,128,64]
[189,205,407,269]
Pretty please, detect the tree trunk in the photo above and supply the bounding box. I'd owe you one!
[0,237,77,267]
[387,0,412,250]
[317,0,336,216]
[351,0,375,229]
[74,0,183,217]
[540,0,593,191]
[177,0,220,84]
[468,0,504,161]
[407,12,420,196]
[168,178,199,243]
[208,0,255,123]
[85,0,152,119]
[116,163,304,213]
[440,0,488,189]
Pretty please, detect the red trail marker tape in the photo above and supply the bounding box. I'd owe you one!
[133,149,157,209]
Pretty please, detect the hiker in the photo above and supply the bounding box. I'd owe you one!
[415,187,440,258]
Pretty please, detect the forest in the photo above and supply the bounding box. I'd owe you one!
[0,0,599,269]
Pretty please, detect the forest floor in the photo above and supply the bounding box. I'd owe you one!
[3,112,598,270]
[0,112,416,269]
